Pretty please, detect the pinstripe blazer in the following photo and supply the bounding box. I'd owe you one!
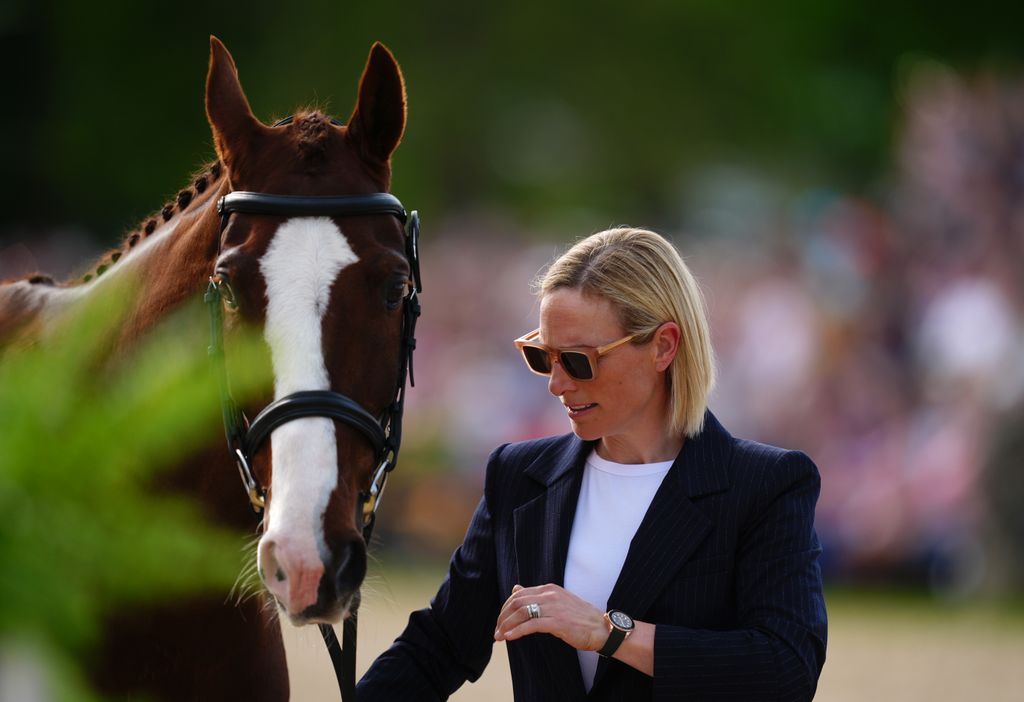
[357,411,827,701]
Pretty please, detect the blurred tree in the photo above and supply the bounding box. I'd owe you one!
[2,0,1023,245]
[0,280,270,698]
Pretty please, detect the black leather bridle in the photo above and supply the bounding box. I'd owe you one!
[204,156,421,700]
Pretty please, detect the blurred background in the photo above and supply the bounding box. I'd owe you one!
[2,0,1023,699]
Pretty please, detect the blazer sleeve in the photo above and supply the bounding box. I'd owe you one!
[651,449,828,701]
[356,445,508,701]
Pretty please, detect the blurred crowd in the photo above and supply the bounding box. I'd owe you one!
[392,65,1024,596]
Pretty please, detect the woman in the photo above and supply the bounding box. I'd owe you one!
[357,228,827,701]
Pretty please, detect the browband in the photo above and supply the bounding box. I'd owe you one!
[218,192,408,223]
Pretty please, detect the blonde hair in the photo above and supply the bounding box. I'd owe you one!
[538,227,716,437]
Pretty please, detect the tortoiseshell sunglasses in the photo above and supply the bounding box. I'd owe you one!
[513,329,637,381]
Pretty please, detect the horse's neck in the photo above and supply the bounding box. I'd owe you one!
[116,186,226,346]
[0,180,227,348]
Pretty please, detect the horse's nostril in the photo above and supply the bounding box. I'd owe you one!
[258,539,285,587]
[332,539,367,597]
[257,535,326,614]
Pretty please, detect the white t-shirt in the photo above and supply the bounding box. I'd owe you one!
[562,449,673,692]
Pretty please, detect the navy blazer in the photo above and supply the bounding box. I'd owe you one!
[357,411,827,701]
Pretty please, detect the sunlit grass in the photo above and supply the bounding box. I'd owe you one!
[825,585,1024,627]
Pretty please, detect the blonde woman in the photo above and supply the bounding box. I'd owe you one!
[359,228,827,701]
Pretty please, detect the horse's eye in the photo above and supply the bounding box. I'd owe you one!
[221,283,240,312]
[385,279,408,311]
[213,269,241,313]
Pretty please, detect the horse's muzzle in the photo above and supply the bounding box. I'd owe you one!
[257,533,366,624]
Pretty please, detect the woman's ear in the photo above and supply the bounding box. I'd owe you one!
[652,322,681,373]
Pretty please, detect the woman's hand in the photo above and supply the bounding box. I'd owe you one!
[494,583,656,676]
[494,583,607,651]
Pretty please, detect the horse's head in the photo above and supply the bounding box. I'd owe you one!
[204,37,412,625]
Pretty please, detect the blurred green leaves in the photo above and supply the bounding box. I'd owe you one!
[0,276,271,696]
[4,0,1024,240]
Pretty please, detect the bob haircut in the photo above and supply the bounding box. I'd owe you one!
[537,227,716,438]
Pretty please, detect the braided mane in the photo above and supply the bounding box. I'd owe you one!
[76,160,227,284]
[17,109,343,289]
[73,110,337,285]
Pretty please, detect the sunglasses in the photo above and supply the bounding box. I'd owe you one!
[513,329,637,381]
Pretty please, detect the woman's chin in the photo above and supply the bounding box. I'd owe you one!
[569,422,603,442]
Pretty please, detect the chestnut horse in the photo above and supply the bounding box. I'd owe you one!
[0,37,418,700]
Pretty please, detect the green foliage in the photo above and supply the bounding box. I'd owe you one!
[0,278,271,697]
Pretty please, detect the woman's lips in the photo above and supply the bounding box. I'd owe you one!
[565,402,597,419]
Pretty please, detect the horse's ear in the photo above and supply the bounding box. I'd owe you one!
[205,36,266,170]
[347,43,407,164]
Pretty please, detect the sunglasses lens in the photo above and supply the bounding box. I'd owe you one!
[522,345,553,374]
[560,352,594,380]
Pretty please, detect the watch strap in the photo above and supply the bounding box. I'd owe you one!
[597,625,627,657]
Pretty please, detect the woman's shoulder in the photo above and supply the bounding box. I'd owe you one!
[702,411,819,489]
[727,434,820,505]
[729,435,812,467]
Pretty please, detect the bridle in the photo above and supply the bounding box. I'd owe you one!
[204,129,421,700]
[206,191,421,526]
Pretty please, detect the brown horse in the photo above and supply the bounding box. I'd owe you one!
[0,37,415,700]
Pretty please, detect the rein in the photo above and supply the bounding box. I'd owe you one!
[205,185,422,702]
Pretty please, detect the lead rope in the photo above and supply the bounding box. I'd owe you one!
[326,496,377,702]
[320,615,357,701]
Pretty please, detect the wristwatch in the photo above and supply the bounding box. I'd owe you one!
[597,609,635,657]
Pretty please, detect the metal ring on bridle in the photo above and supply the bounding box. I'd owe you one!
[233,448,266,510]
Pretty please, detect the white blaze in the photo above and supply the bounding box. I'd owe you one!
[258,217,357,569]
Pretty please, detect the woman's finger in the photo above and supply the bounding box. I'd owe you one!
[497,600,555,641]
[495,591,555,639]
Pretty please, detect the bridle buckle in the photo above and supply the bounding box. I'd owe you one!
[234,448,266,511]
[361,454,394,530]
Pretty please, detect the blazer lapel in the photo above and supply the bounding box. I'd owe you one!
[513,443,587,587]
[513,435,591,700]
[592,411,734,690]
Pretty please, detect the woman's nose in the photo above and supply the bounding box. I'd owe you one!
[547,360,577,397]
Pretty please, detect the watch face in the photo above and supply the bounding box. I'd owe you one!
[609,610,634,630]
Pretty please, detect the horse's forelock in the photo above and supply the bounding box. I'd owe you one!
[292,111,334,161]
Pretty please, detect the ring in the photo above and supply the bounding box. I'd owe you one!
[527,603,541,620]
